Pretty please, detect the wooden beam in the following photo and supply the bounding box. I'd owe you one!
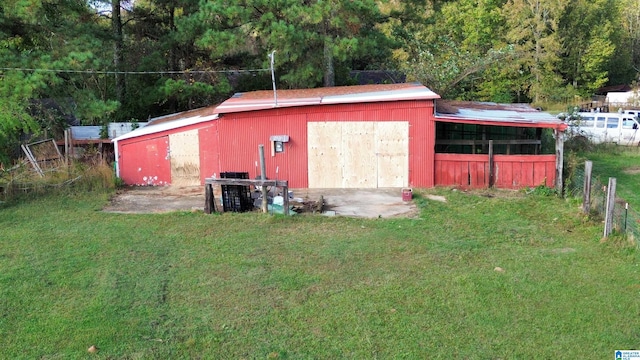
[555,128,564,195]
[604,177,617,237]
[205,178,288,187]
[435,139,542,145]
[204,183,214,214]
[488,140,494,188]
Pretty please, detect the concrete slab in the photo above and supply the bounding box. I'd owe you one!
[104,186,419,219]
[291,188,418,219]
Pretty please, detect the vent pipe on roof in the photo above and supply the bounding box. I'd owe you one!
[268,51,278,107]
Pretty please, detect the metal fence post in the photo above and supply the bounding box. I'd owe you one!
[604,177,617,237]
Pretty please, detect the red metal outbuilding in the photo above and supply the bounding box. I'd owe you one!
[113,83,567,190]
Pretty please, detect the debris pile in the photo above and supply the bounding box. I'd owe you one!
[251,188,323,215]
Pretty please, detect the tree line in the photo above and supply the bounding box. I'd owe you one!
[1,0,639,163]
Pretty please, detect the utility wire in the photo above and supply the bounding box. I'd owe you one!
[0,67,269,75]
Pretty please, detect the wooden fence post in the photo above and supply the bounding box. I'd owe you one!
[555,128,564,195]
[259,145,268,213]
[583,161,592,214]
[204,183,214,214]
[604,177,617,237]
[488,140,494,188]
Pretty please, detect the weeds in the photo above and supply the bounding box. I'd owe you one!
[0,158,115,202]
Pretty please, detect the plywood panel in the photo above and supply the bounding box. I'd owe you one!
[308,122,342,188]
[376,122,409,187]
[169,129,200,186]
[308,121,409,188]
[342,122,376,188]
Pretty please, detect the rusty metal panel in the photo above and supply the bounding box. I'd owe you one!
[119,136,170,185]
[169,129,200,186]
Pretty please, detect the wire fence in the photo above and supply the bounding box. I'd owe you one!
[566,162,640,247]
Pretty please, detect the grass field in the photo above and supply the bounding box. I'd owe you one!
[585,147,640,207]
[1,181,639,358]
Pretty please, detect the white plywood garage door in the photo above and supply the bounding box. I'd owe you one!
[308,121,408,188]
[169,129,201,186]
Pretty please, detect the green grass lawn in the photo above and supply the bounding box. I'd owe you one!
[0,187,638,359]
[586,147,640,207]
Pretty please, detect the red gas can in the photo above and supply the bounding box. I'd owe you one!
[402,188,413,201]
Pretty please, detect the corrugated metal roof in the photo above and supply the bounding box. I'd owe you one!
[146,106,218,126]
[70,126,102,140]
[70,123,149,140]
[114,84,438,141]
[435,100,564,128]
[215,83,440,113]
[112,114,218,142]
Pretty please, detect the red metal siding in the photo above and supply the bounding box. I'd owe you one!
[198,122,220,183]
[119,136,171,185]
[212,101,435,188]
[406,107,435,187]
[216,111,309,187]
[118,122,218,186]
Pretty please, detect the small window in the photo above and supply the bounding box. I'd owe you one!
[581,116,595,127]
[606,117,619,129]
[596,117,606,128]
[622,118,636,129]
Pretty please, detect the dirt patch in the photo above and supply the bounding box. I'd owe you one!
[103,186,419,218]
[103,186,205,214]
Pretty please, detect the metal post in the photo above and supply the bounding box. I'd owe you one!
[268,51,277,107]
[625,203,628,232]
[259,145,268,213]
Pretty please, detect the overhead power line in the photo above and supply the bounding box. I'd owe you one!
[0,67,269,75]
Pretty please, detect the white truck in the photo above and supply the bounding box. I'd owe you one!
[566,112,640,145]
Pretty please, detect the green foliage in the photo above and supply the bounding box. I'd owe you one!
[3,0,640,164]
[192,0,393,88]
[525,184,557,196]
[99,123,109,139]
